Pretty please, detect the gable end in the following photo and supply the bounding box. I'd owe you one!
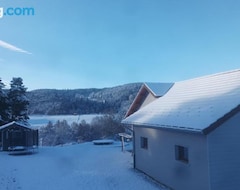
[203,105,240,134]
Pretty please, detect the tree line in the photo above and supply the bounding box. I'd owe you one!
[27,83,141,119]
[0,77,29,125]
[0,77,127,145]
[39,115,125,146]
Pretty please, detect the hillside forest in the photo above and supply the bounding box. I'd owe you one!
[0,78,141,145]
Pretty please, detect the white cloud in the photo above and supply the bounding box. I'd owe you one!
[0,40,32,54]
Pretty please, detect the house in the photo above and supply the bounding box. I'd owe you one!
[122,69,240,190]
[0,121,38,151]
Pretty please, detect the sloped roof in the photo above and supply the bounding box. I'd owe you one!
[122,69,240,134]
[0,121,32,130]
[125,82,173,117]
[144,82,174,97]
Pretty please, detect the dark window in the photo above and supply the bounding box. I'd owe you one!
[140,137,148,149]
[175,145,188,163]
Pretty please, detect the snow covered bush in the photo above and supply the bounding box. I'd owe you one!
[39,115,124,146]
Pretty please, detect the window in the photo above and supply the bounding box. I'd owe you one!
[140,137,148,149]
[175,145,189,163]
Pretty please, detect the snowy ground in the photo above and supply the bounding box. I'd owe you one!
[0,142,166,190]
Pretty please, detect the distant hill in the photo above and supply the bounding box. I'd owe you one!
[27,83,142,120]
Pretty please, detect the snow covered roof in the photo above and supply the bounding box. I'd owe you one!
[125,82,173,117]
[144,82,174,97]
[122,69,240,134]
[0,121,32,130]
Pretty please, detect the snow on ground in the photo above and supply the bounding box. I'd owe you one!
[0,142,166,190]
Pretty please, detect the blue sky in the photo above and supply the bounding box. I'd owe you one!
[0,0,239,90]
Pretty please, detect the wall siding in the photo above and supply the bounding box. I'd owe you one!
[139,93,156,109]
[208,112,240,190]
[134,127,210,190]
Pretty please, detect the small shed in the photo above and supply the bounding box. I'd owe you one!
[122,69,240,190]
[0,121,38,151]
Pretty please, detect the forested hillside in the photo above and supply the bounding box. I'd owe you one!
[27,83,142,119]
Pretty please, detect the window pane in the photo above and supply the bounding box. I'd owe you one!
[140,137,148,149]
[175,145,188,163]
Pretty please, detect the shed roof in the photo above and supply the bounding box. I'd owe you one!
[122,69,240,134]
[0,121,32,130]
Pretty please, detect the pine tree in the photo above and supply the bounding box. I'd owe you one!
[8,77,29,123]
[0,79,9,124]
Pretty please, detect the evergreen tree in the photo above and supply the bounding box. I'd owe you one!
[0,79,9,124]
[8,77,29,123]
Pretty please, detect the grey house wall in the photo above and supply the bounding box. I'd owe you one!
[139,93,156,109]
[134,126,210,190]
[207,112,240,190]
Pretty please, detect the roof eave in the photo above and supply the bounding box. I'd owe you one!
[202,104,240,135]
[0,121,32,130]
[122,121,203,134]
[124,84,148,118]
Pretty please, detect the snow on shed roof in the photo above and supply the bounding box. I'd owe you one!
[144,82,174,97]
[122,69,240,134]
[0,121,32,130]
